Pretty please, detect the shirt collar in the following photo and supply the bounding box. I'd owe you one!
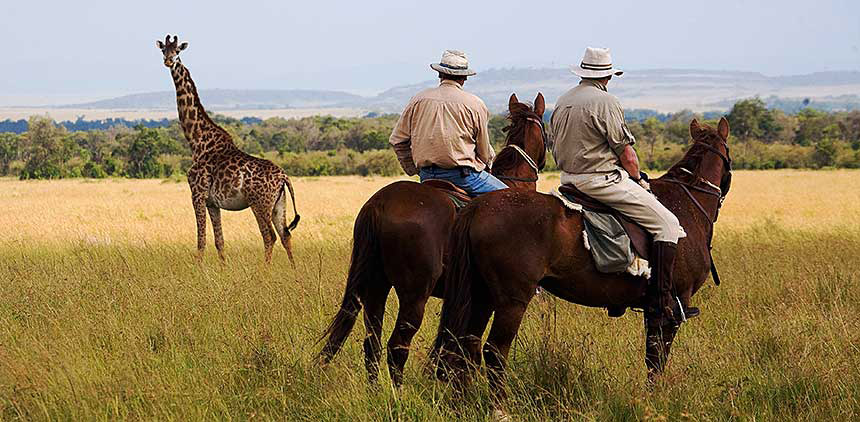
[579,78,608,92]
[439,79,464,90]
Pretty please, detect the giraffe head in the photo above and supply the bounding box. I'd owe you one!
[156,34,188,68]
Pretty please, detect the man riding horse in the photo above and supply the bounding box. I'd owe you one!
[390,50,508,196]
[549,47,698,327]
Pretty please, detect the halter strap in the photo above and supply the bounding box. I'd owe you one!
[495,114,546,184]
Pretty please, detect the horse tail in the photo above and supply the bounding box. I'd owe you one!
[317,203,378,364]
[433,203,479,361]
[284,177,300,232]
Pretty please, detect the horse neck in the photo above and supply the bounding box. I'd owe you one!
[169,60,233,157]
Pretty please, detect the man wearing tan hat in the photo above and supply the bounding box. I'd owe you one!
[549,47,695,327]
[389,50,506,196]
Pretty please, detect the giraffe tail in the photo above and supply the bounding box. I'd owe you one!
[284,177,300,232]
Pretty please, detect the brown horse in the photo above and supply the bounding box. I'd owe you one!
[434,118,733,405]
[317,93,547,386]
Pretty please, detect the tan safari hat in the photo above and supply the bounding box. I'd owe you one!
[430,50,477,76]
[571,47,624,78]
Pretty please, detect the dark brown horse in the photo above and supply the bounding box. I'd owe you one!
[317,93,547,386]
[434,118,732,406]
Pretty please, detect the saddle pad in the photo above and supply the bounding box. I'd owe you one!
[551,188,651,278]
[582,210,636,274]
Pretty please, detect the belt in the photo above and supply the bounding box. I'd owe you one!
[422,165,476,177]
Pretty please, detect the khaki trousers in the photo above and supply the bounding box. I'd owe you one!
[561,170,685,243]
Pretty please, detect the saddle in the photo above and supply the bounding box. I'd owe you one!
[422,179,472,209]
[558,184,652,259]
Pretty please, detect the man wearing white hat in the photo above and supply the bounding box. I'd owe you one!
[549,47,694,327]
[389,50,506,196]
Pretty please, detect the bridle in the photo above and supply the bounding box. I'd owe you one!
[495,115,547,183]
[661,134,732,285]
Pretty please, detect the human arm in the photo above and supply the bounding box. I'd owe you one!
[474,104,494,166]
[389,102,419,176]
[602,101,649,188]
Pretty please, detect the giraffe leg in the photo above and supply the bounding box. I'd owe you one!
[271,193,295,268]
[192,199,207,261]
[251,205,276,264]
[208,206,226,262]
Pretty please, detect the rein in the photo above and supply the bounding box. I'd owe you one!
[495,116,546,184]
[660,137,732,286]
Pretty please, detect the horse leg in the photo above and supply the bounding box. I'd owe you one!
[644,312,680,385]
[361,282,391,384]
[207,206,226,262]
[251,205,276,264]
[386,294,428,388]
[271,193,296,268]
[482,301,528,408]
[464,300,493,373]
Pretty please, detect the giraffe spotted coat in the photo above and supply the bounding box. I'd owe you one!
[157,35,299,264]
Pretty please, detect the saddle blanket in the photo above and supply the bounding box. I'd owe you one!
[550,188,651,278]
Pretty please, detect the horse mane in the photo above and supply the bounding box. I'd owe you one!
[491,102,546,174]
[662,122,722,181]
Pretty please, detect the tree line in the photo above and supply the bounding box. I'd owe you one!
[1,98,858,180]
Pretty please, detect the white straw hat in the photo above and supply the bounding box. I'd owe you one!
[430,50,476,76]
[571,47,623,78]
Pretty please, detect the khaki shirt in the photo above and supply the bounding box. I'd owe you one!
[389,80,494,171]
[549,79,636,174]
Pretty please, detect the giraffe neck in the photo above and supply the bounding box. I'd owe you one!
[169,59,233,157]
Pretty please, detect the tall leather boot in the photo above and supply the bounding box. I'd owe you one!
[650,241,683,326]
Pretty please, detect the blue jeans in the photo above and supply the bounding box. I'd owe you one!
[419,166,508,196]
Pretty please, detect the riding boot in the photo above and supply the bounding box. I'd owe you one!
[650,241,683,326]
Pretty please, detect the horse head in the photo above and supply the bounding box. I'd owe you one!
[492,93,547,187]
[689,117,732,199]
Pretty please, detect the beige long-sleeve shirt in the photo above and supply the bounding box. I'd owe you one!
[389,80,494,173]
[550,79,636,175]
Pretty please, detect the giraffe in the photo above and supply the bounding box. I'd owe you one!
[156,34,299,265]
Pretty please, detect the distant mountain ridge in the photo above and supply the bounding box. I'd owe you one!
[60,69,860,114]
[62,89,365,110]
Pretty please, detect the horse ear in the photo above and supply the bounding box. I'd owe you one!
[689,118,701,138]
[509,93,519,111]
[534,92,545,117]
[718,117,730,140]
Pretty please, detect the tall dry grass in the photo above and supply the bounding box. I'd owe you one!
[1,171,859,420]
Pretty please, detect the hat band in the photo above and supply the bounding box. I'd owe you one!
[580,62,613,71]
[439,62,469,70]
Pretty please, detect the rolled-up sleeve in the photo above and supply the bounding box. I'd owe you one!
[603,102,636,155]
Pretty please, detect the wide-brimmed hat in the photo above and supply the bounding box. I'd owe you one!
[571,47,623,78]
[430,50,476,76]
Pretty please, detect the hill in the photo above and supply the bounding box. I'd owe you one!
[23,69,860,118]
[61,89,365,110]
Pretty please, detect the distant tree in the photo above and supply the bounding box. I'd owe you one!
[812,139,838,168]
[126,125,170,178]
[639,117,663,168]
[19,116,77,179]
[726,98,781,142]
[0,133,19,175]
[795,108,840,146]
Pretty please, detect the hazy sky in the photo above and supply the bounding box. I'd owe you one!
[1,0,858,102]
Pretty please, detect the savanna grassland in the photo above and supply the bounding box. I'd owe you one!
[1,171,859,421]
